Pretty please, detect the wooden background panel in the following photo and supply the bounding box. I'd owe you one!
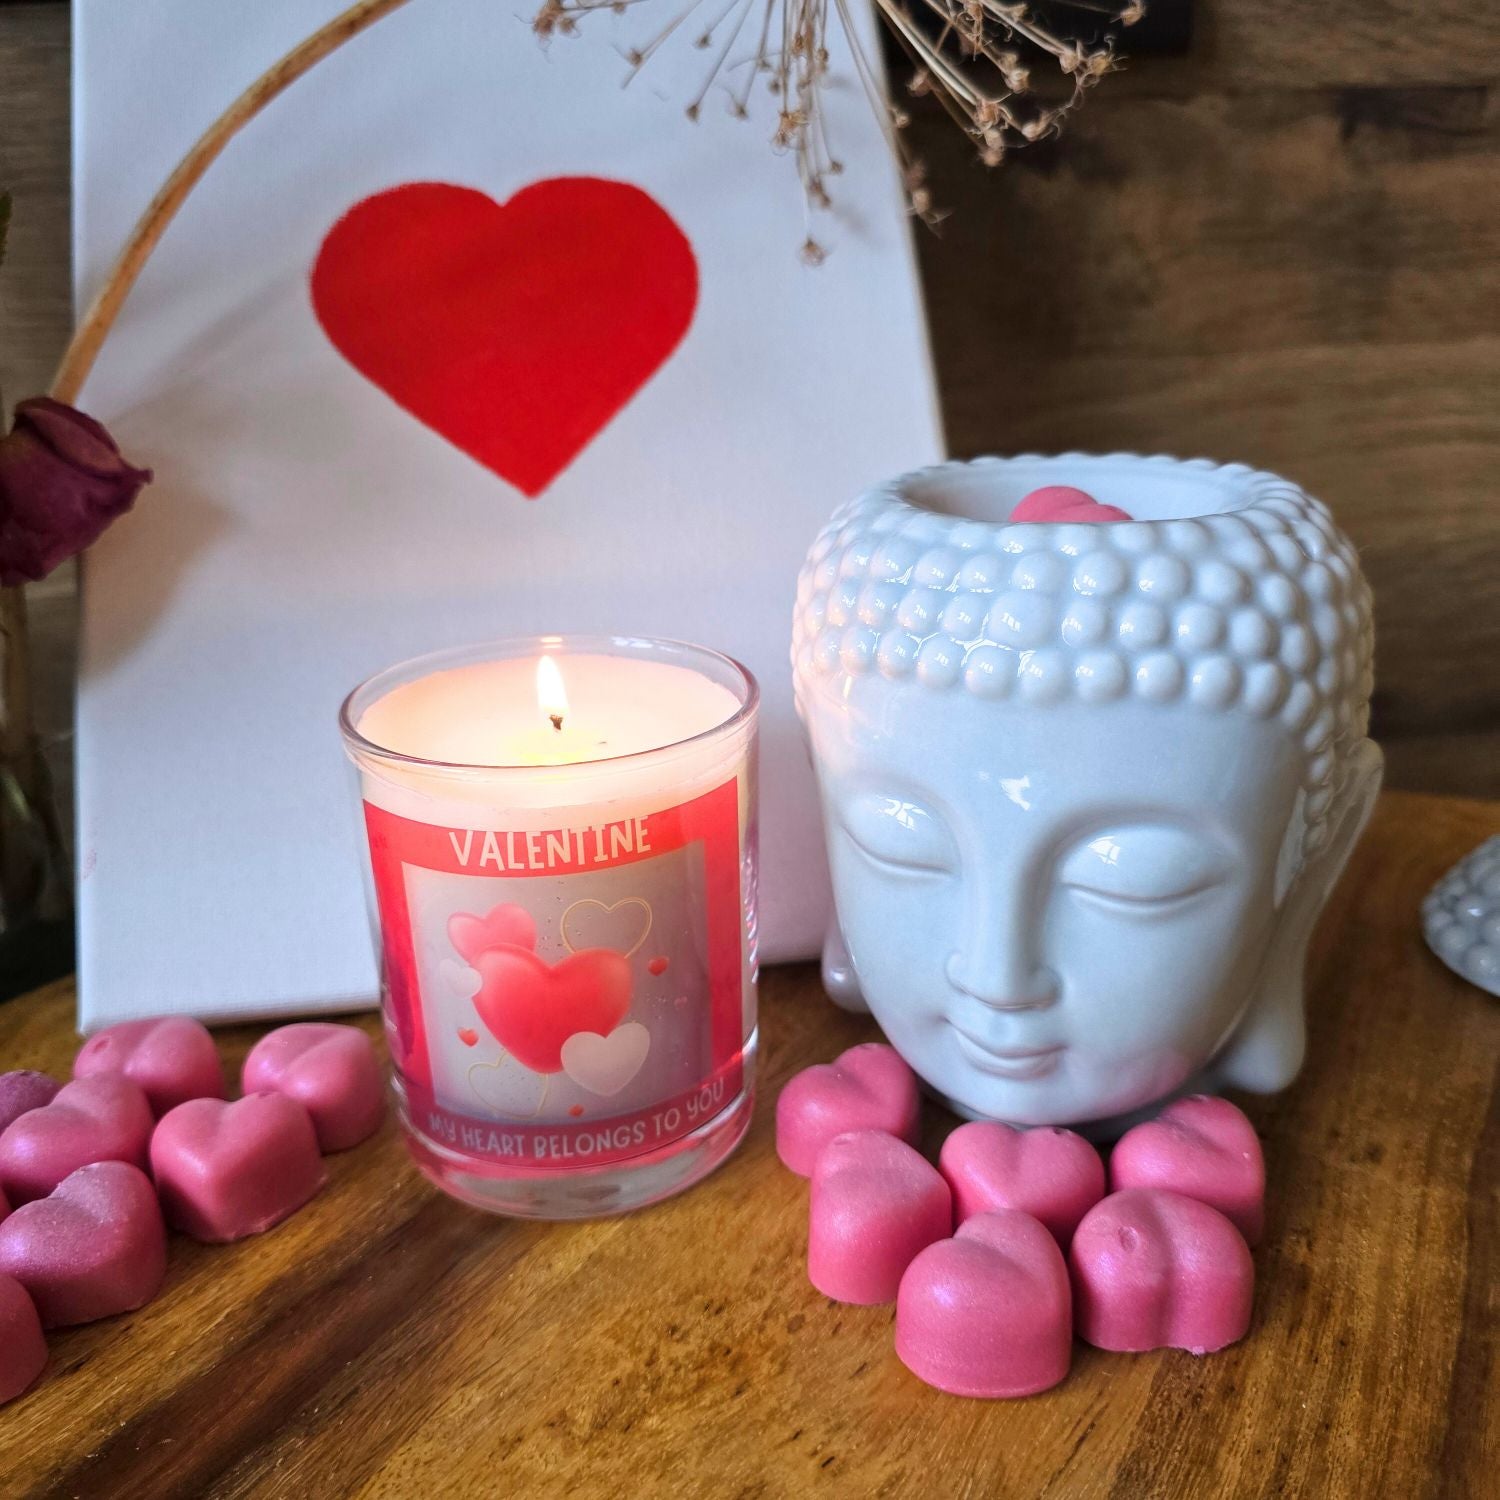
[1,0,1499,801]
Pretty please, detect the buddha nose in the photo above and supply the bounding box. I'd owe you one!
[945,913,1058,1011]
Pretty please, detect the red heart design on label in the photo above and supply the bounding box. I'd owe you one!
[457,1028,479,1048]
[647,956,670,977]
[311,178,698,496]
[446,903,537,965]
[472,946,632,1075]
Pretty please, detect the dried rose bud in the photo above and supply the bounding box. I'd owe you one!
[0,397,152,585]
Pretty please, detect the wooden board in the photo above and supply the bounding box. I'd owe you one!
[0,787,1496,1497]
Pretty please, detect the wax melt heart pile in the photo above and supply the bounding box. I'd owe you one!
[0,1018,385,1406]
[777,1044,1265,1398]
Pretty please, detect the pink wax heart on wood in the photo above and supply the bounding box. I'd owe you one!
[151,1094,327,1242]
[1009,485,1133,524]
[808,1130,952,1305]
[241,1023,385,1152]
[447,903,538,965]
[776,1043,920,1177]
[0,1274,46,1404]
[0,1161,166,1327]
[0,1071,60,1135]
[940,1121,1105,1248]
[1110,1094,1265,1244]
[896,1209,1073,1399]
[0,1075,153,1207]
[472,946,633,1075]
[73,1016,225,1118]
[1070,1188,1253,1355]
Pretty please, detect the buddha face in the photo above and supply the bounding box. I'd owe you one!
[809,686,1306,1125]
[793,454,1380,1129]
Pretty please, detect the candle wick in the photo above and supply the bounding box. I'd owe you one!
[549,714,564,733]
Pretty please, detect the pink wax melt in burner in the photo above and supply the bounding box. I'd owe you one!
[341,636,759,1219]
[1008,485,1133,524]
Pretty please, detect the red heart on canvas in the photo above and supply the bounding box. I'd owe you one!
[0,1161,166,1328]
[457,1028,479,1048]
[311,178,698,497]
[1009,486,1133,524]
[0,1075,154,1207]
[447,903,538,965]
[775,1043,920,1177]
[939,1120,1105,1247]
[1109,1094,1265,1244]
[472,946,633,1075]
[1069,1188,1253,1354]
[647,956,670,978]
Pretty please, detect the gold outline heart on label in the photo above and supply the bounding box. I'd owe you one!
[559,897,653,959]
[466,1056,551,1120]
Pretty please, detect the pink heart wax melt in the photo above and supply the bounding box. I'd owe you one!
[0,1075,154,1206]
[73,1016,225,1118]
[0,1274,46,1404]
[240,1023,385,1152]
[808,1130,951,1304]
[1110,1095,1265,1244]
[0,1071,61,1135]
[0,1161,166,1327]
[1069,1188,1253,1355]
[151,1094,327,1242]
[939,1121,1105,1247]
[1009,485,1133,524]
[776,1043,920,1177]
[896,1209,1072,1398]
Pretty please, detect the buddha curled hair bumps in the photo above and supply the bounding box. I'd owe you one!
[792,457,1375,856]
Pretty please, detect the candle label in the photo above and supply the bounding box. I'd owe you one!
[362,778,748,1169]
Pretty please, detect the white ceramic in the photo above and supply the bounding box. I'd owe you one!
[1423,837,1500,996]
[792,454,1383,1134]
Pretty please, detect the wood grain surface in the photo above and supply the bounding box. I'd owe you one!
[0,788,1496,1498]
[2,2,1500,801]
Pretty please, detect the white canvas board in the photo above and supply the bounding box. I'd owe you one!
[72,0,944,1027]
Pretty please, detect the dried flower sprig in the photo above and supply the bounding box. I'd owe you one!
[534,0,1142,254]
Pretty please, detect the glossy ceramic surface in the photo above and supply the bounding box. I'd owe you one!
[793,454,1382,1133]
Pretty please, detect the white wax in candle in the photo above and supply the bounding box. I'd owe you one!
[357,654,742,767]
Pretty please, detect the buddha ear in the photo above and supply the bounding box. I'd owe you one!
[1215,740,1384,1094]
[822,920,870,1014]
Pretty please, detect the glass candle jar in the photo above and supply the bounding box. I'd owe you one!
[340,635,759,1218]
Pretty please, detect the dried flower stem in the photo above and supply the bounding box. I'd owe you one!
[52,0,417,405]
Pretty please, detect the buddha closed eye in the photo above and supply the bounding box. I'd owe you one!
[794,455,1382,1131]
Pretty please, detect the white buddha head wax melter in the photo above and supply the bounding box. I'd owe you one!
[792,455,1382,1134]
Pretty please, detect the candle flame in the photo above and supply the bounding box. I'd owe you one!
[536,654,568,732]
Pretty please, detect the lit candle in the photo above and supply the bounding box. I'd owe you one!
[341,636,759,1220]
